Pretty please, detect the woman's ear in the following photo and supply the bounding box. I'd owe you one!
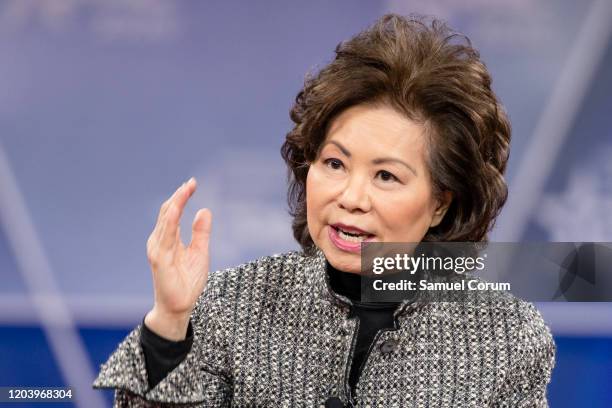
[430,191,453,228]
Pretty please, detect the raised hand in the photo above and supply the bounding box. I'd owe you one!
[143,177,212,340]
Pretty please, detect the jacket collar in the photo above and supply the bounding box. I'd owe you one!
[305,246,426,319]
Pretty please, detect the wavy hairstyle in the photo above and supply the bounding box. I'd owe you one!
[280,14,511,253]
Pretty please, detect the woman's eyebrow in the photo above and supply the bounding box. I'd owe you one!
[372,157,417,176]
[325,140,351,157]
[325,140,418,176]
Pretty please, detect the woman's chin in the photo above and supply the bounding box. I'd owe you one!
[324,250,362,274]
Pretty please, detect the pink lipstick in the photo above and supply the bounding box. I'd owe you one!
[328,224,375,253]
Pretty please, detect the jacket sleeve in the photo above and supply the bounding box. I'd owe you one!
[140,316,194,390]
[92,271,232,407]
[491,303,556,408]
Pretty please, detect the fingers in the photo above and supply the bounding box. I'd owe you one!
[148,183,184,265]
[189,208,212,274]
[160,178,197,250]
[189,208,212,251]
[156,181,185,226]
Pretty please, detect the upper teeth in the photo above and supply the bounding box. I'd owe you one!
[337,227,369,242]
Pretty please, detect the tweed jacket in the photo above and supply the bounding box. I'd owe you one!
[93,248,556,407]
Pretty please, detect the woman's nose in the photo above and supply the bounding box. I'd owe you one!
[337,174,372,213]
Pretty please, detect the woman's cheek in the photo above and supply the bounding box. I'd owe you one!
[309,167,337,202]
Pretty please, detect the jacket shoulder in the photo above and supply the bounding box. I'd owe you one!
[486,298,556,402]
[506,299,556,372]
[427,293,556,371]
[190,250,313,328]
[422,295,555,402]
[204,250,310,300]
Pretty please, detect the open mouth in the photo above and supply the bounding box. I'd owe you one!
[331,225,375,243]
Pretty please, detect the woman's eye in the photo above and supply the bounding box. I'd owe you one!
[377,170,399,182]
[324,158,344,170]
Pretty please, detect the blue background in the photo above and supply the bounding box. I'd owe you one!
[0,0,610,406]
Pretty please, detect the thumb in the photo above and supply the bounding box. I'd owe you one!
[189,208,212,253]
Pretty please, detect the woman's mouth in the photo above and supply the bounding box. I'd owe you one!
[328,224,375,253]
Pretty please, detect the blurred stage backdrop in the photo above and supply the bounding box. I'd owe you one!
[0,0,611,407]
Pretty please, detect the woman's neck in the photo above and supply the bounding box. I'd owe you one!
[325,260,362,301]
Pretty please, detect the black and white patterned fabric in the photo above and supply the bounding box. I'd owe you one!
[93,248,556,407]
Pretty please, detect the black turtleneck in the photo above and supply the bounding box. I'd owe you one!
[140,259,401,394]
[326,261,400,394]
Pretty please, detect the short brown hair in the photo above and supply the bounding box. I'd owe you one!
[281,14,511,252]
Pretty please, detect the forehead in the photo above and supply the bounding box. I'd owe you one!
[323,103,427,157]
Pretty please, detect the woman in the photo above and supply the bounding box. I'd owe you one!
[94,14,555,407]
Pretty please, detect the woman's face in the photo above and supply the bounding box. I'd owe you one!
[306,103,451,274]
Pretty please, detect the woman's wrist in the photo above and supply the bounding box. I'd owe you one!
[144,306,191,341]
